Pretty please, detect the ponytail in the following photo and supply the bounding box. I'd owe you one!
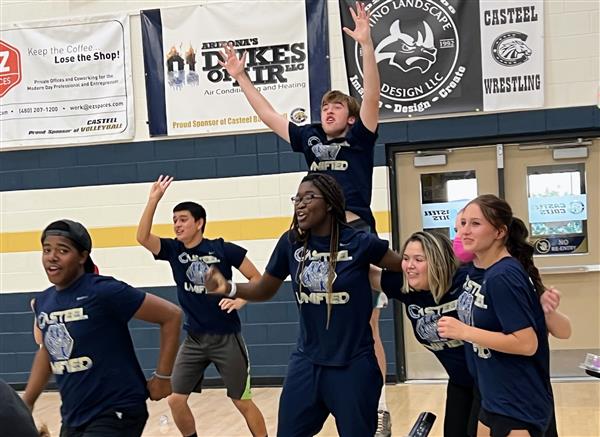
[505,217,544,296]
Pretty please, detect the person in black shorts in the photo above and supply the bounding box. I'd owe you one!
[438,195,555,437]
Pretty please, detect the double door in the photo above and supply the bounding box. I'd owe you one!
[392,142,599,379]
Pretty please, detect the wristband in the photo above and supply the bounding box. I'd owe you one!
[153,371,171,380]
[227,280,237,298]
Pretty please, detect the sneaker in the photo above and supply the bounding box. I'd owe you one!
[375,409,392,437]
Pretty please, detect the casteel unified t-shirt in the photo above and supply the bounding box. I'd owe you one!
[155,237,246,335]
[34,273,147,427]
[288,118,377,229]
[467,257,552,432]
[381,266,473,387]
[266,226,388,366]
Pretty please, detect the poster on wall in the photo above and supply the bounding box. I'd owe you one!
[0,14,134,149]
[141,1,329,137]
[339,0,544,119]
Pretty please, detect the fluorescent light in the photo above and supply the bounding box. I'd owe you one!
[552,147,588,160]
[414,154,447,167]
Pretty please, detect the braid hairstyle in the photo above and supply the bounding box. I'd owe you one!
[290,173,347,329]
[467,194,544,296]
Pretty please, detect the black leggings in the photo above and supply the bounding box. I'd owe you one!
[444,380,479,437]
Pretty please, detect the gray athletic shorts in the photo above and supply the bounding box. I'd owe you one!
[171,332,253,400]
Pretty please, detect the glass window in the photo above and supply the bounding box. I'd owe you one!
[420,171,477,238]
[527,164,588,255]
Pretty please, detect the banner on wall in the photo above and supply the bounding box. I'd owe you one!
[339,0,544,119]
[0,15,134,149]
[480,1,544,111]
[141,1,329,137]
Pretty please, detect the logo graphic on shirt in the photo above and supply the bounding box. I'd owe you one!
[45,323,74,360]
[294,249,352,305]
[186,260,209,285]
[491,31,532,66]
[407,301,462,350]
[307,136,349,171]
[457,292,474,325]
[38,308,93,374]
[300,260,336,292]
[180,252,221,294]
[471,342,492,359]
[462,274,487,310]
[415,312,443,342]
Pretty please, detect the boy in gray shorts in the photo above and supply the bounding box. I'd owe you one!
[137,175,267,437]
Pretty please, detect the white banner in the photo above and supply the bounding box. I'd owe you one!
[0,14,134,149]
[480,0,544,111]
[157,2,311,136]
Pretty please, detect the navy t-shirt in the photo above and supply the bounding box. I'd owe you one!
[381,267,473,386]
[33,273,147,427]
[155,237,246,335]
[288,119,377,229]
[468,257,552,431]
[456,263,485,383]
[266,226,388,366]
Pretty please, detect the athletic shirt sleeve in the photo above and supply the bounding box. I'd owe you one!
[380,270,408,302]
[222,241,247,270]
[94,276,146,323]
[155,237,178,261]
[265,232,292,280]
[349,117,378,150]
[363,233,390,265]
[288,122,307,153]
[485,266,538,335]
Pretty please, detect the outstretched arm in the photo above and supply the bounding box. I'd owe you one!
[206,265,283,302]
[134,293,182,401]
[343,2,379,132]
[376,248,403,272]
[136,175,173,255]
[219,45,290,141]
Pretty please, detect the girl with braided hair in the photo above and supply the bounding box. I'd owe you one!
[437,194,553,437]
[205,173,403,437]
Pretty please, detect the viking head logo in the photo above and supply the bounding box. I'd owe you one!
[492,32,532,66]
[375,20,437,73]
[186,260,209,285]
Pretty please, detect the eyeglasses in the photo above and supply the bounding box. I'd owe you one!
[291,194,325,205]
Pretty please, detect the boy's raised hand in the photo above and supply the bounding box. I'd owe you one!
[218,43,247,79]
[343,2,372,46]
[149,174,173,202]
